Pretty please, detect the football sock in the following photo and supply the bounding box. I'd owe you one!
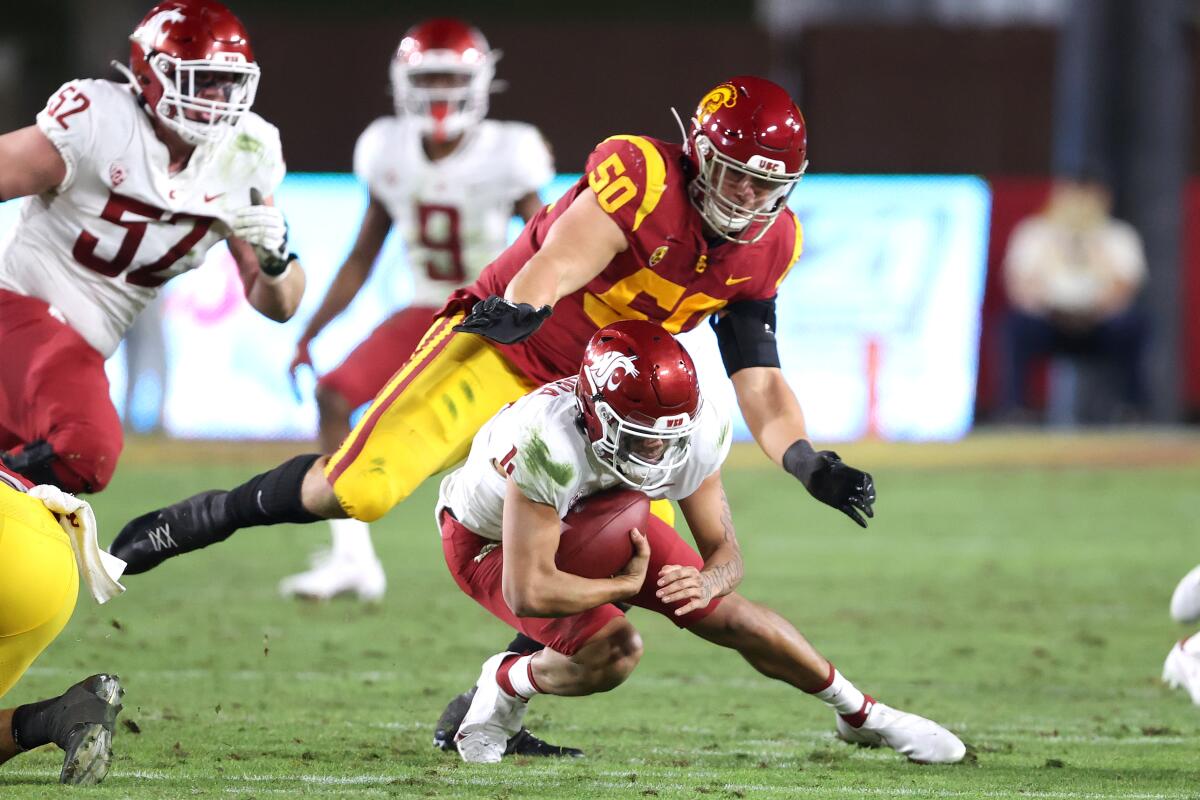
[495,654,542,701]
[11,682,112,751]
[807,663,872,727]
[505,633,546,655]
[330,518,376,560]
[221,454,323,528]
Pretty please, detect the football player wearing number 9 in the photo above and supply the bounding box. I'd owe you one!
[279,18,553,604]
[0,0,304,494]
[443,321,963,764]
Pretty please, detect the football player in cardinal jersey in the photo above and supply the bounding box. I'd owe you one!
[0,465,127,785]
[440,321,964,764]
[112,77,875,751]
[279,18,553,604]
[0,0,304,494]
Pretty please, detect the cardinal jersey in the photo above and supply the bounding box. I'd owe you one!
[0,78,285,357]
[437,376,732,542]
[449,135,804,384]
[354,116,553,307]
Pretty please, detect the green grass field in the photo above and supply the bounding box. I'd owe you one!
[3,433,1199,799]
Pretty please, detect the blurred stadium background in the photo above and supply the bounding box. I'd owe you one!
[4,0,1197,441]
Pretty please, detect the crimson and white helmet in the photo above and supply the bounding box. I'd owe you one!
[390,18,497,142]
[576,321,703,492]
[124,0,260,146]
[685,76,808,244]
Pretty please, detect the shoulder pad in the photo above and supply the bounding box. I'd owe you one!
[584,135,670,233]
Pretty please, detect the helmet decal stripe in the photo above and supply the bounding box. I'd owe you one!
[602,135,666,232]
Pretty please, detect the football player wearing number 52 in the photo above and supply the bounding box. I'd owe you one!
[279,18,553,605]
[0,0,304,494]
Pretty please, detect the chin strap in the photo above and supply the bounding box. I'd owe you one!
[669,106,692,157]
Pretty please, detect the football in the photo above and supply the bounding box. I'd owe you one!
[555,488,649,579]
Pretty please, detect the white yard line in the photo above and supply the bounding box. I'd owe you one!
[3,768,1193,799]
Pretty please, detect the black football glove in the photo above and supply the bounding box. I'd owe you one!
[452,295,552,345]
[783,439,876,528]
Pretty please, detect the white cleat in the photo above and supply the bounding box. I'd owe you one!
[1170,565,1200,624]
[836,698,966,764]
[455,652,529,764]
[1162,635,1200,705]
[277,550,386,602]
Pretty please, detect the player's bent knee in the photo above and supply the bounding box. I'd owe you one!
[46,427,122,493]
[339,487,396,523]
[590,625,643,693]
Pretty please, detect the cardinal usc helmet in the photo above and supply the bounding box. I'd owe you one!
[684,76,808,244]
[391,18,497,141]
[575,321,702,492]
[124,0,260,145]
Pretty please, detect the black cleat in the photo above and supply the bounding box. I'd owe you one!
[49,674,124,785]
[109,490,234,574]
[504,727,584,758]
[433,687,584,758]
[433,689,474,751]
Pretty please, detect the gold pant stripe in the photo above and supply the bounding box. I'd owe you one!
[325,321,536,522]
[326,314,461,483]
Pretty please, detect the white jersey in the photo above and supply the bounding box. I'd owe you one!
[0,78,285,357]
[354,115,553,307]
[438,377,732,542]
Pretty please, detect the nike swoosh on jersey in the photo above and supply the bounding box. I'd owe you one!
[724,275,753,285]
[204,192,225,203]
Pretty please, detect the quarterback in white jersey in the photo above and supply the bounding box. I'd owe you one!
[281,17,552,603]
[437,375,730,542]
[439,320,967,765]
[0,0,304,494]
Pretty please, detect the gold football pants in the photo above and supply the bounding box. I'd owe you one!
[324,313,676,528]
[0,487,78,699]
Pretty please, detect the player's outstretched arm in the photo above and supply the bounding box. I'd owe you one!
[455,192,628,344]
[665,471,744,616]
[0,126,67,201]
[733,366,876,528]
[506,190,627,308]
[229,192,305,322]
[500,478,647,617]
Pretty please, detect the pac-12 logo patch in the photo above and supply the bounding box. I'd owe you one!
[109,162,127,188]
[584,352,639,393]
[696,83,738,124]
[649,245,668,267]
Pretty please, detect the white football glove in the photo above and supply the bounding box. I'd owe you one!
[232,203,290,275]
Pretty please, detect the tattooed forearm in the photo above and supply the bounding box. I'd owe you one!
[701,556,743,598]
[719,487,736,544]
[701,488,743,597]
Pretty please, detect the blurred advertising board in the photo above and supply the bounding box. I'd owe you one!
[0,173,989,441]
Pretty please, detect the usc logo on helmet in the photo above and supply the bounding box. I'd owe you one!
[696,83,738,124]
